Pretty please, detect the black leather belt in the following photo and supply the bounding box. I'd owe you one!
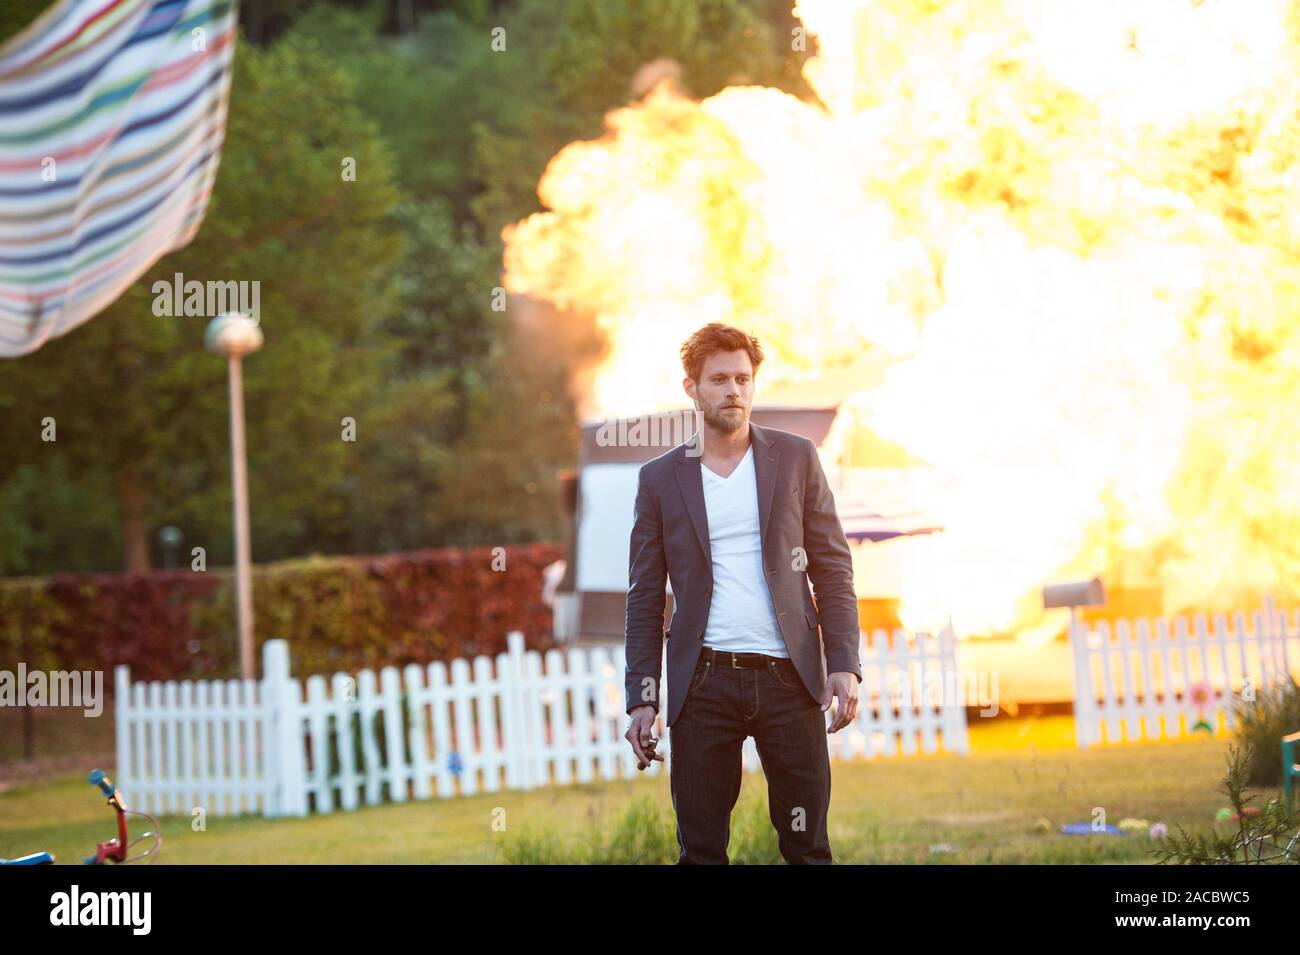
[699,647,792,669]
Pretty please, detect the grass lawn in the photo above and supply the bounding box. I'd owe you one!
[0,716,1278,863]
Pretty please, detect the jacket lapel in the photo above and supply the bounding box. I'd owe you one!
[674,421,781,568]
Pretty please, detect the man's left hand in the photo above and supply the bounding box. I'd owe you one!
[821,671,859,733]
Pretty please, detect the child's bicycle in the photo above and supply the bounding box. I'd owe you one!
[0,769,162,865]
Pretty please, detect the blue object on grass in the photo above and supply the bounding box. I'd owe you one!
[1060,823,1122,835]
[0,851,55,865]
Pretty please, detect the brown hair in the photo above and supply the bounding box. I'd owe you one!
[679,323,764,382]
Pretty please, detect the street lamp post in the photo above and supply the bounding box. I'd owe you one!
[205,313,263,680]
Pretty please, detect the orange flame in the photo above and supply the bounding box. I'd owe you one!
[502,0,1300,637]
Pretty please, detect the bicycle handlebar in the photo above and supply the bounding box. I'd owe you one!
[3,767,159,866]
[88,769,116,797]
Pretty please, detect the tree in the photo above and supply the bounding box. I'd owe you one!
[0,32,404,572]
[472,0,797,239]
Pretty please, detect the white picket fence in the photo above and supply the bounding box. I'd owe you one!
[114,642,299,818]
[114,628,970,818]
[1070,598,1300,748]
[847,626,970,761]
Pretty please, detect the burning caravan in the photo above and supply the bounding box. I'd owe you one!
[544,404,942,645]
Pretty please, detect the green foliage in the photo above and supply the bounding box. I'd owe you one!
[1230,677,1300,786]
[0,0,53,45]
[471,0,800,242]
[288,4,542,211]
[0,460,121,577]
[499,783,783,863]
[592,794,680,863]
[382,199,501,394]
[725,784,785,863]
[429,331,579,546]
[1147,742,1300,864]
[0,543,561,678]
[547,0,782,117]
[0,29,405,572]
[501,793,679,863]
[185,572,240,671]
[0,580,69,674]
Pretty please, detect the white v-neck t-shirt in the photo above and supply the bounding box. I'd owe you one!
[699,444,789,657]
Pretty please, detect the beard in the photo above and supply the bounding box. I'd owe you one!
[700,402,746,435]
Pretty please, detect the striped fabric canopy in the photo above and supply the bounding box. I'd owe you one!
[0,0,238,358]
[835,502,943,543]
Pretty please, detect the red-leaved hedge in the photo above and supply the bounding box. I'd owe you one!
[0,544,562,686]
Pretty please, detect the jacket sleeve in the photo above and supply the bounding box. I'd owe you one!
[801,438,863,683]
[624,464,667,715]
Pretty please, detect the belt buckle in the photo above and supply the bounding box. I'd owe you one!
[729,652,743,669]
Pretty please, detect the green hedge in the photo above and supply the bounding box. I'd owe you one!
[0,543,561,687]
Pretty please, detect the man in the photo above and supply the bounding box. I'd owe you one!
[623,322,863,864]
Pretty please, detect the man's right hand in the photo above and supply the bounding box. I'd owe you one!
[625,706,664,771]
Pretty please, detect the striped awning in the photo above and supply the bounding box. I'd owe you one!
[836,502,943,542]
[0,0,238,358]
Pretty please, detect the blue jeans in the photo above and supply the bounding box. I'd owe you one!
[668,651,833,864]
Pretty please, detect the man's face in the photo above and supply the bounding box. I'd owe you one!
[685,349,755,436]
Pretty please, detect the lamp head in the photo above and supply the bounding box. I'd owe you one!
[204,312,263,358]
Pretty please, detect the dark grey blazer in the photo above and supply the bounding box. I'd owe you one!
[624,421,863,727]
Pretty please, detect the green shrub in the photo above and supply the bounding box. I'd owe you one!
[1149,742,1299,864]
[0,543,561,680]
[1230,677,1300,786]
